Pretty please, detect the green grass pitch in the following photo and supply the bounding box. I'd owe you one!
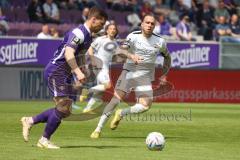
[0,101,240,160]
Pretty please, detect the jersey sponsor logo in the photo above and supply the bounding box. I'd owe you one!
[103,41,118,52]
[0,40,38,65]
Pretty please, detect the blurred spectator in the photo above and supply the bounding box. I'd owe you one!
[174,0,190,17]
[215,16,231,39]
[143,0,156,6]
[209,0,218,8]
[50,27,60,38]
[237,5,240,17]
[59,0,78,10]
[153,13,172,36]
[197,0,215,40]
[229,14,240,37]
[0,0,10,8]
[176,15,196,41]
[169,0,177,9]
[43,0,61,24]
[153,0,171,15]
[126,9,141,31]
[233,0,240,6]
[214,0,230,23]
[108,0,140,12]
[221,13,240,42]
[224,0,237,15]
[112,0,125,11]
[37,24,53,39]
[0,8,9,35]
[106,0,113,9]
[78,0,98,10]
[129,0,141,13]
[183,0,192,9]
[27,0,44,23]
[190,0,201,23]
[122,0,134,11]
[140,2,153,17]
[78,7,89,24]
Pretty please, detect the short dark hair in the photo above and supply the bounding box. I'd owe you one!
[142,13,155,21]
[87,7,108,21]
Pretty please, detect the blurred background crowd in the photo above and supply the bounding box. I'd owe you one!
[0,0,240,41]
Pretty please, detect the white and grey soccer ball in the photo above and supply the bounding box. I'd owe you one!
[146,132,165,151]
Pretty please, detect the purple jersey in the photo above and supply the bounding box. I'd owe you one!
[51,24,92,72]
[44,24,92,99]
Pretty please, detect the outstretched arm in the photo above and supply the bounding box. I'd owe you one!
[114,44,143,64]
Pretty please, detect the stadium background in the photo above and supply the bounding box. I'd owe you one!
[0,1,240,160]
[0,0,240,102]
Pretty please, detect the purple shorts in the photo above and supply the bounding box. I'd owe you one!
[44,63,77,100]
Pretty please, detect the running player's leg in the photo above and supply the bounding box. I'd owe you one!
[121,86,153,116]
[91,89,125,138]
[83,69,111,112]
[21,70,74,149]
[91,70,128,138]
[37,96,73,149]
[111,74,153,130]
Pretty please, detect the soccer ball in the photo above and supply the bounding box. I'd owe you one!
[146,132,165,151]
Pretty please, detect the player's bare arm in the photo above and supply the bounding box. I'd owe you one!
[65,46,85,81]
[159,45,171,84]
[87,46,97,67]
[115,44,143,64]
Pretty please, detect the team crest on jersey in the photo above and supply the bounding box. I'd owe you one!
[71,36,80,45]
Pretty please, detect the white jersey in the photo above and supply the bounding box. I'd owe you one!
[123,31,168,80]
[91,35,118,70]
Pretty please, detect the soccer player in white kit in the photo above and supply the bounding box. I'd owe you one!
[90,14,171,138]
[82,23,119,113]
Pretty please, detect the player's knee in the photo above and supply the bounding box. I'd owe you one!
[104,82,111,89]
[139,103,150,111]
[138,96,152,108]
[133,103,149,113]
[56,105,72,118]
[111,96,121,105]
[114,89,126,100]
[54,97,73,117]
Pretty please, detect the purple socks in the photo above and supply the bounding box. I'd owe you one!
[33,108,66,139]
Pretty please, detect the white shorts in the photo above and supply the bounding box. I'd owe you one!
[115,70,153,98]
[96,69,110,84]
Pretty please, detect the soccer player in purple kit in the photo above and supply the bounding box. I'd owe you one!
[20,7,108,149]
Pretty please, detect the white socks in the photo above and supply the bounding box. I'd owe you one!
[95,111,113,132]
[102,97,120,113]
[94,97,120,132]
[84,84,106,111]
[121,103,148,116]
[90,84,106,92]
[84,91,103,111]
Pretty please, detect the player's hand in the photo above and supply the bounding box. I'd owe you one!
[73,67,86,83]
[90,55,97,67]
[130,54,144,64]
[159,75,167,85]
[76,72,86,83]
